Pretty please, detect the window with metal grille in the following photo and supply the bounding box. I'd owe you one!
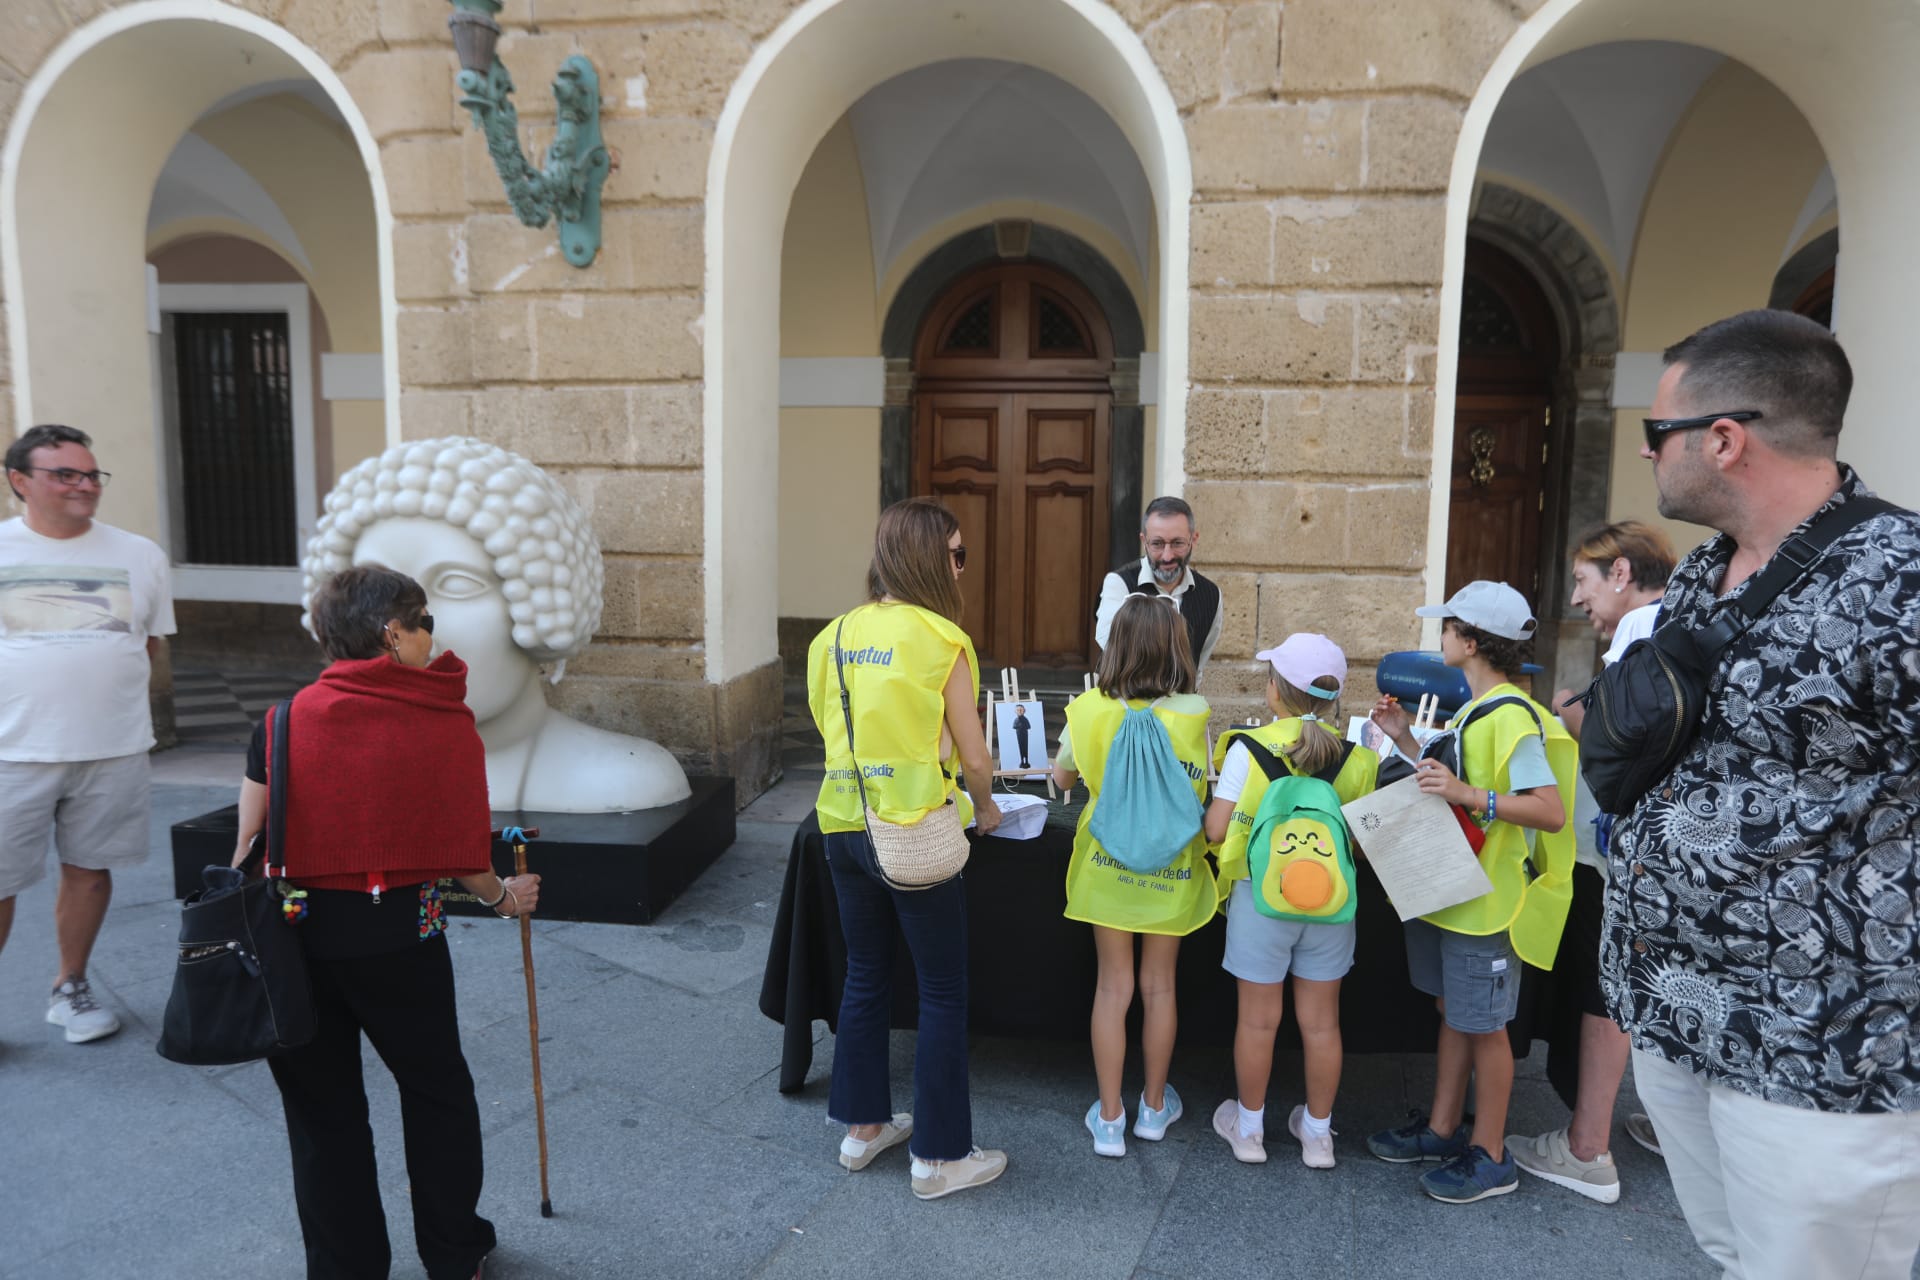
[1035,296,1089,353]
[169,312,297,566]
[942,297,993,351]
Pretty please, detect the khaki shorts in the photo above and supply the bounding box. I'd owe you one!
[0,753,151,899]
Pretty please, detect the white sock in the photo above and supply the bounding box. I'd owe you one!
[1237,1102,1264,1138]
[1301,1108,1332,1139]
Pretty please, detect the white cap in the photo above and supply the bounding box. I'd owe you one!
[1414,581,1536,641]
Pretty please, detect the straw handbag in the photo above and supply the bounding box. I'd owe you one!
[832,614,971,891]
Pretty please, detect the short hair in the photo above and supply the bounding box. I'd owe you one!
[1571,520,1677,591]
[5,424,92,501]
[302,438,603,662]
[1445,618,1533,678]
[1141,495,1195,534]
[308,564,429,662]
[1663,310,1852,457]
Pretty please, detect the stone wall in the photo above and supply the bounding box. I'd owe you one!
[0,0,1545,797]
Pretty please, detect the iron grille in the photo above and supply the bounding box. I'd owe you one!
[171,312,296,567]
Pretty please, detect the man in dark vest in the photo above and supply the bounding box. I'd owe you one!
[1093,495,1222,673]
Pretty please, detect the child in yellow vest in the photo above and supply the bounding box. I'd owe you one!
[1364,581,1576,1204]
[1051,595,1215,1158]
[1202,634,1380,1170]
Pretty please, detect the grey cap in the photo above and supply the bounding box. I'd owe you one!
[1414,580,1537,641]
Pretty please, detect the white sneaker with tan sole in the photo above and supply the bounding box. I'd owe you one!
[910,1147,1008,1200]
[839,1113,913,1171]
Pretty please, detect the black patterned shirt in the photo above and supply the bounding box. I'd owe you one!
[1600,467,1920,1112]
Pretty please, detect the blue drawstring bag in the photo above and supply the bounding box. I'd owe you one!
[1087,701,1204,874]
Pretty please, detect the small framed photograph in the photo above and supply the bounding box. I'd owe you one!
[994,700,1049,774]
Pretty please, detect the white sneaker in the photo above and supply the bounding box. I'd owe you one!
[910,1147,1008,1200]
[1133,1084,1183,1141]
[1212,1099,1266,1164]
[1288,1105,1336,1169]
[839,1113,913,1171]
[47,979,120,1044]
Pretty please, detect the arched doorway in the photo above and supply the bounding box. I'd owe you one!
[912,261,1114,667]
[1445,240,1558,601]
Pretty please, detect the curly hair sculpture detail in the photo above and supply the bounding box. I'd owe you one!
[301,438,604,663]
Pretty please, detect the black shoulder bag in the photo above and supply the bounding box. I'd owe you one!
[1572,496,1898,816]
[157,698,318,1065]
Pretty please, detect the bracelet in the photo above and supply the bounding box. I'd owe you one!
[493,887,519,919]
[479,880,509,909]
[1487,790,1498,823]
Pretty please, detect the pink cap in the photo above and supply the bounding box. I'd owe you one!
[1254,633,1347,697]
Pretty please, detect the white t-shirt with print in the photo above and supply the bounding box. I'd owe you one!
[0,518,176,762]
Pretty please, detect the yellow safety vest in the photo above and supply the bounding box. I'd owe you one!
[1063,690,1217,936]
[1423,683,1577,970]
[1212,718,1381,892]
[806,602,979,834]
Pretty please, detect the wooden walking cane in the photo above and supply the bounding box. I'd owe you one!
[497,825,553,1218]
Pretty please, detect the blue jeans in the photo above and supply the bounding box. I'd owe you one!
[823,829,972,1161]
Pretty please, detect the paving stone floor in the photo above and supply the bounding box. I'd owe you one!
[0,739,1728,1280]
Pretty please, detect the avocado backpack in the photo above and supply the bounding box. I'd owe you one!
[1087,700,1204,875]
[1239,736,1358,925]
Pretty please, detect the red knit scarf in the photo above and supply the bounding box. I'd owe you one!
[274,652,493,892]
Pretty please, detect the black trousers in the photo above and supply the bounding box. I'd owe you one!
[267,933,495,1280]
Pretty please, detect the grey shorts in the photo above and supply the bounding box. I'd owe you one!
[1222,880,1356,984]
[0,754,151,899]
[1404,917,1520,1034]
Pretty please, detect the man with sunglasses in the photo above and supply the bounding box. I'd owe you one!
[1601,311,1920,1279]
[1093,495,1222,674]
[0,424,175,1043]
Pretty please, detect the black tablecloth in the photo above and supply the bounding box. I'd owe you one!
[759,815,1585,1096]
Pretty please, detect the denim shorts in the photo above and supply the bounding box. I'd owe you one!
[1221,881,1357,984]
[1404,918,1520,1034]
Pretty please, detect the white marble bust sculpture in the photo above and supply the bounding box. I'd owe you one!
[302,437,692,813]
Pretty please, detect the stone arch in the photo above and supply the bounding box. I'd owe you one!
[1467,182,1620,685]
[876,222,1148,570]
[1,0,398,546]
[704,0,1191,685]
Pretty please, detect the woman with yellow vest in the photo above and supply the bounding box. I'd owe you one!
[1202,634,1380,1170]
[1050,596,1214,1158]
[805,499,1007,1201]
[1363,581,1575,1205]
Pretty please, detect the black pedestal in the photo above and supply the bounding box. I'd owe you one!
[169,777,737,925]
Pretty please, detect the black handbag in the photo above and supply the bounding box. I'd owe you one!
[157,698,317,1065]
[1571,495,1898,816]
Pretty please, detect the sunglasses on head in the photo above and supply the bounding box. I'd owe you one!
[1642,410,1762,453]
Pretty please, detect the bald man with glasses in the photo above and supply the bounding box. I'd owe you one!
[0,424,175,1044]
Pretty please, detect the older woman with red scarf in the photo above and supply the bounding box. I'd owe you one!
[232,564,539,1280]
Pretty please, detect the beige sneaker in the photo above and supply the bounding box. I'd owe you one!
[910,1147,1008,1200]
[1507,1126,1621,1204]
[1288,1105,1336,1169]
[1625,1112,1663,1158]
[1212,1099,1266,1164]
[839,1113,913,1171]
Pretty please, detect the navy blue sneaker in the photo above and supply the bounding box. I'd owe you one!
[1420,1144,1519,1203]
[1366,1110,1472,1164]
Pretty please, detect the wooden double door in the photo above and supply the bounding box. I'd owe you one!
[912,263,1115,668]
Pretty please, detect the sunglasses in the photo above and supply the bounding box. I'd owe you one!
[387,613,434,641]
[950,545,968,572]
[1642,410,1762,453]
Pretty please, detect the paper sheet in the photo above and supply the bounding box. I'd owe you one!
[1341,776,1494,922]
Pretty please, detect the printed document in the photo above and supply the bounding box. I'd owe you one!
[1341,777,1493,921]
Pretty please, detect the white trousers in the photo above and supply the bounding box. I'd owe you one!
[1633,1049,1920,1280]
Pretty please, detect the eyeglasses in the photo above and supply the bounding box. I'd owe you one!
[1145,539,1192,556]
[1642,410,1762,453]
[949,545,967,572]
[22,466,111,488]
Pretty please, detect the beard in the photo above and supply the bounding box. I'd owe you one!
[1150,553,1190,586]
